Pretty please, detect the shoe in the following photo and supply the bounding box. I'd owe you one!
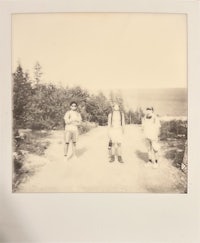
[109,155,115,163]
[145,159,152,167]
[64,154,69,161]
[152,162,158,168]
[118,156,124,163]
[145,162,151,167]
[72,154,78,160]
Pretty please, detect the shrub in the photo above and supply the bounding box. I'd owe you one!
[13,130,50,191]
[160,119,187,171]
[125,108,144,124]
[79,122,97,135]
[160,120,187,140]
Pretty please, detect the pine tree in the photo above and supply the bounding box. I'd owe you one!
[13,65,32,129]
[86,92,111,125]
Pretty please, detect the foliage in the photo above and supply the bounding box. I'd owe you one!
[125,108,144,124]
[13,129,50,191]
[79,121,97,134]
[13,65,32,128]
[13,63,147,130]
[86,92,111,125]
[13,64,91,130]
[160,120,187,171]
[159,120,187,140]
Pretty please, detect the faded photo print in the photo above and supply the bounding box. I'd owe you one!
[12,13,187,193]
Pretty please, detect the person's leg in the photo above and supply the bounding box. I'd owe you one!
[152,149,159,168]
[148,139,153,162]
[72,142,77,157]
[154,151,158,162]
[64,131,70,156]
[144,139,153,167]
[71,130,78,158]
[64,143,70,156]
[152,141,159,165]
[117,143,124,163]
[108,147,112,158]
[108,139,112,158]
[116,143,122,156]
[109,142,115,162]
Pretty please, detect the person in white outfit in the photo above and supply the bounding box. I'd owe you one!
[64,101,82,158]
[108,103,125,163]
[142,107,160,168]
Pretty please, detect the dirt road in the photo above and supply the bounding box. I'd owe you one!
[18,125,187,193]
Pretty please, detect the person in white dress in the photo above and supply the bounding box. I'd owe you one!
[64,101,82,158]
[142,107,160,168]
[107,103,125,163]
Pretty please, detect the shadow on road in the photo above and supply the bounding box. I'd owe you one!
[77,147,87,157]
[135,150,148,163]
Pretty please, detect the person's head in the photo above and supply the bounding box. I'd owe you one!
[70,101,78,111]
[112,103,120,111]
[146,107,154,116]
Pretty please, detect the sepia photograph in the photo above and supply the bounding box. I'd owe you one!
[1,0,200,242]
[12,13,188,193]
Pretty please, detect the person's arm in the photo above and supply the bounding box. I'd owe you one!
[76,113,82,126]
[71,112,82,126]
[107,113,112,138]
[107,113,111,128]
[158,116,161,128]
[64,111,71,125]
[122,113,125,133]
[141,116,145,131]
[155,116,161,134]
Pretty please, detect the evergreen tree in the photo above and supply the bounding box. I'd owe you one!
[86,92,111,125]
[13,65,32,128]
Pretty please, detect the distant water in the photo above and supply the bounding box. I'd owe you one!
[121,88,187,116]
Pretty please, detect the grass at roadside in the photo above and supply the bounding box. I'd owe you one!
[13,130,50,191]
[159,119,187,170]
[13,122,97,191]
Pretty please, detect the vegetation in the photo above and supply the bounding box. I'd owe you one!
[13,63,144,130]
[12,63,187,191]
[125,108,144,124]
[13,63,144,189]
[160,119,187,140]
[160,120,187,171]
[13,129,50,191]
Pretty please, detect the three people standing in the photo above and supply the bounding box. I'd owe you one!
[63,101,160,167]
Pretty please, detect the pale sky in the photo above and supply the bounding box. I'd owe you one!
[12,13,187,90]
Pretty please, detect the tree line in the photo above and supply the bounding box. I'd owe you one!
[13,63,144,130]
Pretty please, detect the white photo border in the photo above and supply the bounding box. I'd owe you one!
[0,0,200,242]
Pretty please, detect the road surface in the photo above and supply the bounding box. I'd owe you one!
[17,125,187,193]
